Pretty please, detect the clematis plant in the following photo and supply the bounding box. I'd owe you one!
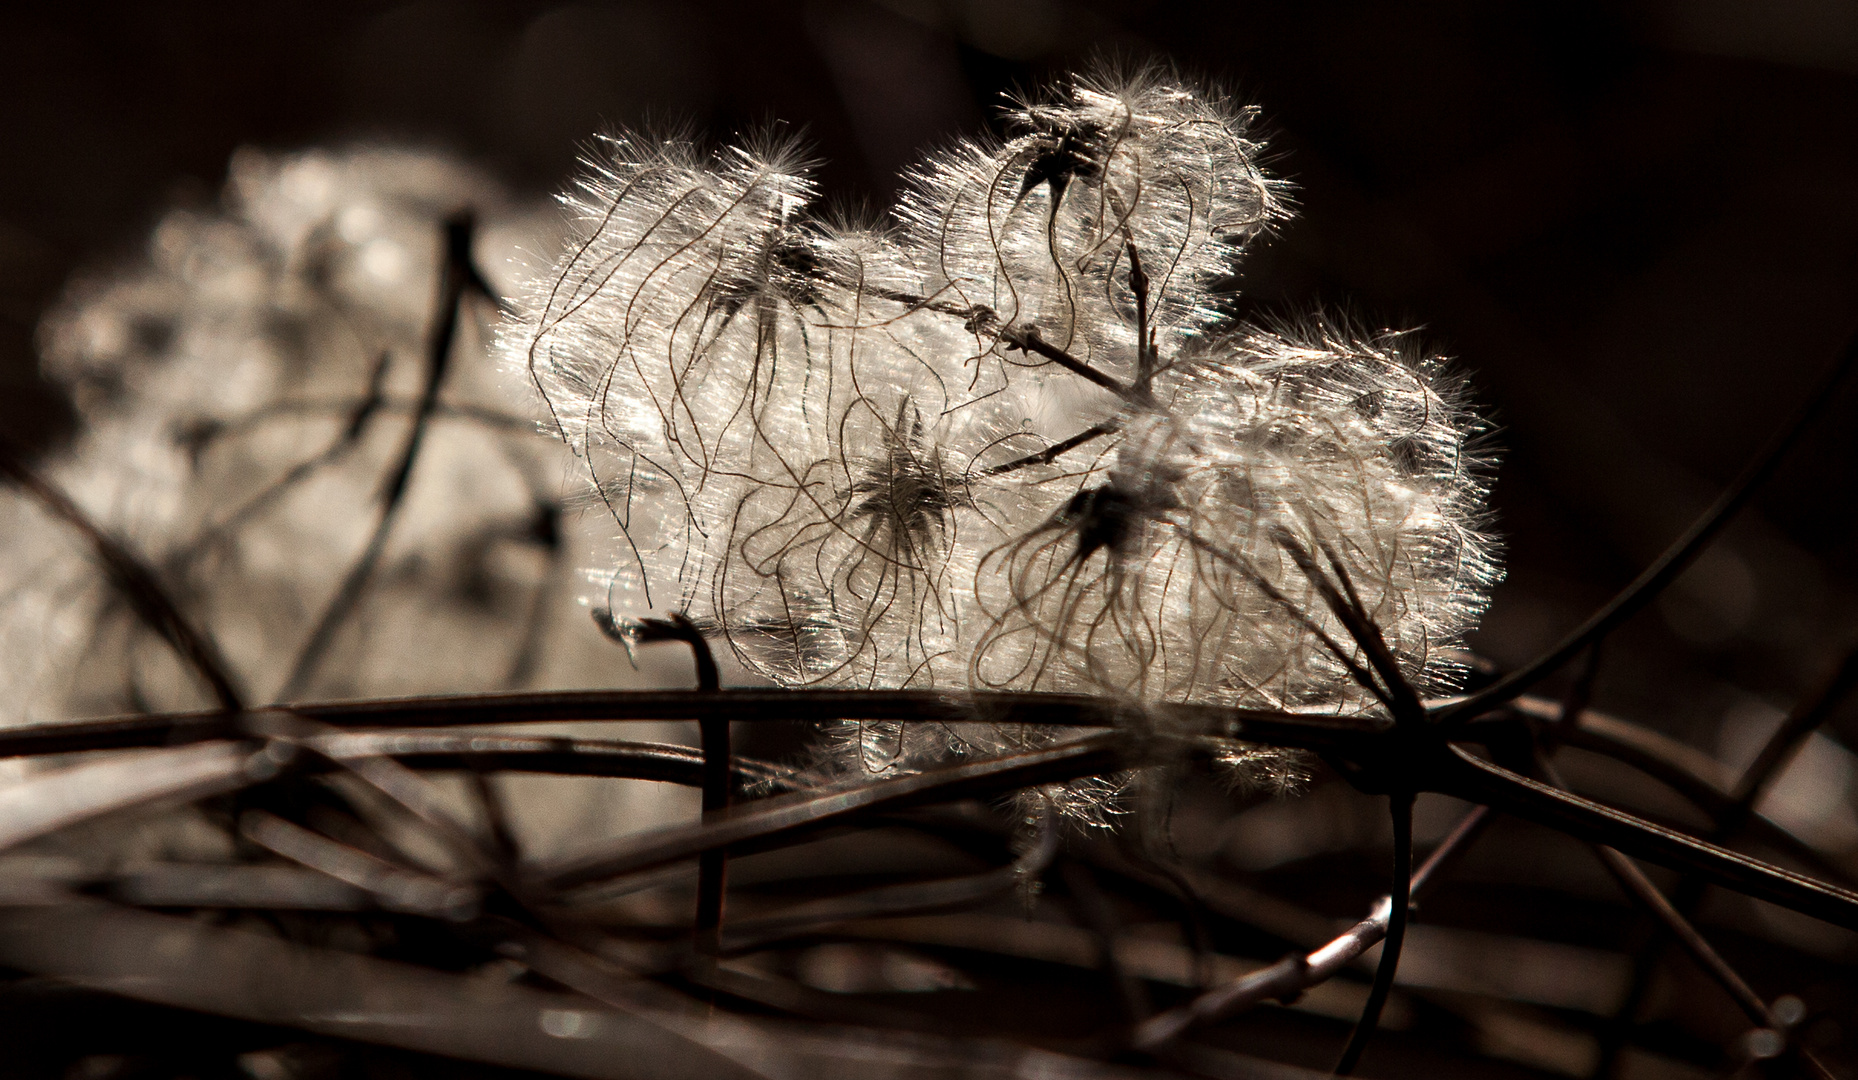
[505,69,1501,819]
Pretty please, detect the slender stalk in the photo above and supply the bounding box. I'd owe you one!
[537,733,1129,894]
[1536,754,1835,1080]
[1132,802,1492,1050]
[0,691,1389,758]
[591,614,731,939]
[865,284,1144,402]
[979,421,1116,477]
[1588,650,1858,1078]
[1441,744,1858,929]
[1333,791,1414,1076]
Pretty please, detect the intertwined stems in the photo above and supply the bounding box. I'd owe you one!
[1,681,1854,1075]
[1538,746,1836,1080]
[1130,803,1494,1051]
[1586,648,1858,1079]
[6,688,1854,927]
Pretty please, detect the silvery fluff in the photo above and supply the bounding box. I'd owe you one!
[506,70,1502,821]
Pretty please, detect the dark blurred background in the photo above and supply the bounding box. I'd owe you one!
[6,0,1858,750]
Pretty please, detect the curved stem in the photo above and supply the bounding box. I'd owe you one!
[1333,791,1413,1076]
[1132,803,1490,1052]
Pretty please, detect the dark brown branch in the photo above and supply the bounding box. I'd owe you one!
[7,687,1853,928]
[978,421,1116,477]
[1581,654,1858,1080]
[0,691,1384,758]
[239,809,478,917]
[536,733,1130,894]
[1440,745,1858,929]
[592,610,730,946]
[325,731,792,792]
[1518,699,1854,885]
[866,284,1143,402]
[720,820,1057,956]
[1534,755,1836,1080]
[998,322,1141,400]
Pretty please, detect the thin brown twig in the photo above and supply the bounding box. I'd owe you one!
[1587,649,1858,1079]
[279,213,493,701]
[536,733,1131,894]
[1534,753,1836,1080]
[6,686,1853,929]
[1131,802,1493,1051]
[1333,791,1414,1075]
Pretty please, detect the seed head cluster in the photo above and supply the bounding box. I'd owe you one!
[507,70,1502,819]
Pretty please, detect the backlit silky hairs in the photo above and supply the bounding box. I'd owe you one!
[507,69,1500,821]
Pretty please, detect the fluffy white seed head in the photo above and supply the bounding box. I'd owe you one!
[505,72,1499,822]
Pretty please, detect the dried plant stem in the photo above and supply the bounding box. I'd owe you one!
[1589,649,1858,1079]
[1333,790,1414,1075]
[538,733,1129,893]
[8,686,1854,927]
[687,620,731,953]
[978,421,1117,478]
[1131,802,1492,1051]
[1534,754,1835,1080]
[719,820,1056,954]
[1442,745,1858,928]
